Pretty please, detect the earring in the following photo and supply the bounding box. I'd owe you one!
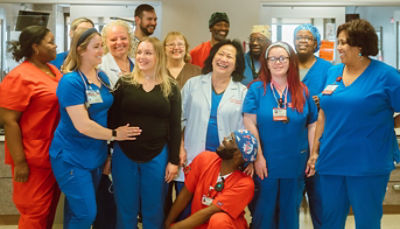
[358,52,362,57]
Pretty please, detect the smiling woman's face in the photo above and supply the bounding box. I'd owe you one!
[165,36,186,61]
[105,25,130,59]
[212,44,236,76]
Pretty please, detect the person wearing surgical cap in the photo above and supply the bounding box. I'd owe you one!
[294,23,332,104]
[190,12,230,68]
[293,23,332,229]
[165,130,257,229]
[242,25,271,86]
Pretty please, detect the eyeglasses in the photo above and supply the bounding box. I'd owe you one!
[267,56,289,64]
[166,43,185,49]
[336,40,348,46]
[295,36,314,42]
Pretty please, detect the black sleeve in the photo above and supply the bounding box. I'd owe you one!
[108,79,123,130]
[167,82,182,165]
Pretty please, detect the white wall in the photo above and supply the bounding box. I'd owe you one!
[161,0,400,50]
[347,6,400,68]
[162,0,260,49]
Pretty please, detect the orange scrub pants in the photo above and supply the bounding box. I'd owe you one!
[12,165,60,229]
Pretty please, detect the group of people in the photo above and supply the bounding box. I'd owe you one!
[0,3,399,229]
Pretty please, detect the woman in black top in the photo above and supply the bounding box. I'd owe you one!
[109,37,181,229]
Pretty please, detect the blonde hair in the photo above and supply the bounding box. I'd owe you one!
[123,37,173,98]
[101,20,134,57]
[70,17,94,33]
[62,28,101,73]
[163,31,191,63]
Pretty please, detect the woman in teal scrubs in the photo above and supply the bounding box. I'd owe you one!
[313,19,400,229]
[243,41,318,229]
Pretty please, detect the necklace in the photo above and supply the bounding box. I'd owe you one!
[118,59,131,73]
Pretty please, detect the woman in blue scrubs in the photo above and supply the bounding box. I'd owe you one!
[50,28,140,229]
[312,19,400,229]
[243,41,318,229]
[294,23,333,229]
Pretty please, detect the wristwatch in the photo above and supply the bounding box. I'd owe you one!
[110,129,117,141]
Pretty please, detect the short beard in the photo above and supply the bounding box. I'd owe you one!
[140,25,153,36]
[216,147,235,160]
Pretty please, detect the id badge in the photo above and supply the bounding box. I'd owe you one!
[273,108,287,121]
[201,195,213,206]
[322,84,339,95]
[86,89,103,104]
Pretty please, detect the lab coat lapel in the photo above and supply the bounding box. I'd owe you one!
[103,53,120,73]
[200,73,213,108]
[218,77,236,111]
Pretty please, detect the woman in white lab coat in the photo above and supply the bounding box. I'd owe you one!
[176,39,247,219]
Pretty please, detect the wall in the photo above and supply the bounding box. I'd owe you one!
[0,140,18,215]
[347,6,400,67]
[162,0,260,49]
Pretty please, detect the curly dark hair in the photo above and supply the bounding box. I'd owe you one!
[201,39,245,82]
[8,25,50,62]
[337,19,378,57]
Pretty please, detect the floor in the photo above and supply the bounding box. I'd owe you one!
[1,210,399,228]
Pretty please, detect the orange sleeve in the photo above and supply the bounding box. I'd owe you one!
[184,151,214,193]
[212,175,254,219]
[0,69,32,112]
[190,48,199,65]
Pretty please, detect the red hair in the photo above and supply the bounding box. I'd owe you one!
[251,42,308,113]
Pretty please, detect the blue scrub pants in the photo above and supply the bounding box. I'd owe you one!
[251,177,304,229]
[305,174,322,229]
[319,174,390,229]
[112,143,168,229]
[50,155,102,229]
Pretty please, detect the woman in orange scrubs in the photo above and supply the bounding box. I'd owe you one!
[0,25,62,229]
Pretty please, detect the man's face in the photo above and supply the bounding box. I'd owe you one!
[249,33,270,57]
[295,30,317,57]
[216,133,244,163]
[210,21,229,42]
[137,10,157,36]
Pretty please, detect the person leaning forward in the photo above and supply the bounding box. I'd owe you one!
[165,129,258,229]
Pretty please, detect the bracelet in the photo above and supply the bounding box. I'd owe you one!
[110,129,117,141]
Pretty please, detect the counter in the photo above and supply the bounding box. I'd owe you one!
[0,137,18,215]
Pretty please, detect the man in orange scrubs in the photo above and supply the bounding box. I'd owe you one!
[165,130,257,229]
[190,12,230,68]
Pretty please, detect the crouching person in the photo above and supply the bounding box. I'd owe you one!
[165,129,258,229]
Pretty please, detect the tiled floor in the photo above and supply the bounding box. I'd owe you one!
[1,211,399,228]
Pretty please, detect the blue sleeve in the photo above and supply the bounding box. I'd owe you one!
[56,72,86,108]
[307,93,318,124]
[242,82,261,114]
[384,67,400,112]
[321,61,333,89]
[50,52,68,70]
